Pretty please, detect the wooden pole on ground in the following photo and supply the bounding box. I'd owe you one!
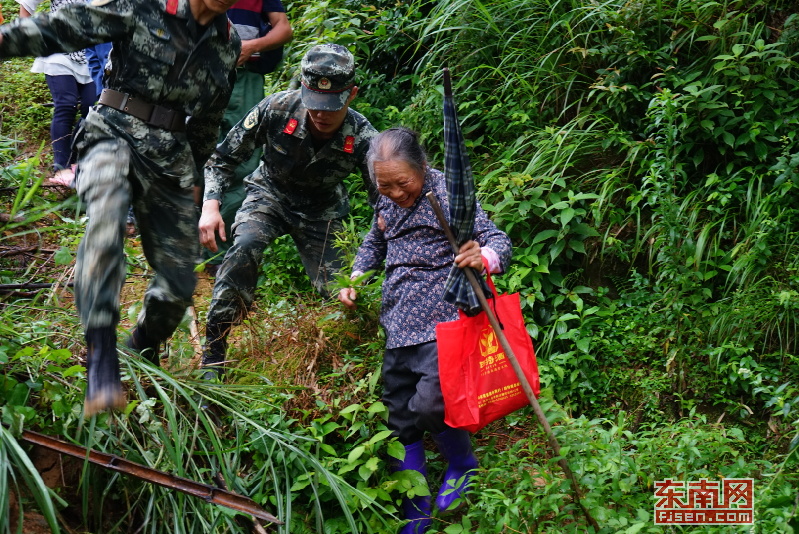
[18,428,281,524]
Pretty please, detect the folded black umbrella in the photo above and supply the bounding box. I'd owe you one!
[440,68,492,315]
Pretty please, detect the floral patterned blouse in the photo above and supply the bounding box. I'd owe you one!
[352,167,512,349]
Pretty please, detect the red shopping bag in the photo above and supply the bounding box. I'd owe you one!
[436,272,539,433]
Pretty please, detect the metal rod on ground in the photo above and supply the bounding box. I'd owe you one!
[427,192,599,531]
[20,429,282,525]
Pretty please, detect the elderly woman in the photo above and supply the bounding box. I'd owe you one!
[339,127,511,533]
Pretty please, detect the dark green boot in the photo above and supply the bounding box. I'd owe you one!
[124,323,162,366]
[84,326,126,417]
[200,321,228,381]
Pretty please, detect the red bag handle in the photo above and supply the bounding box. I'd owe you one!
[483,257,498,296]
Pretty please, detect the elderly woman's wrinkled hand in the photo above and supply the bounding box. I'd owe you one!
[339,287,358,309]
[455,240,484,272]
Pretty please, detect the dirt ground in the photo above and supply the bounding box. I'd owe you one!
[9,447,81,534]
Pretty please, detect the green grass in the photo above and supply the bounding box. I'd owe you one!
[0,58,51,152]
[2,0,799,531]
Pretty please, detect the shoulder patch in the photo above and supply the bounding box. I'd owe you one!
[343,136,355,154]
[149,27,169,40]
[244,108,260,130]
[283,118,298,135]
[90,0,115,6]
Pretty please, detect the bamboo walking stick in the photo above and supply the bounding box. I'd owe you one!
[427,192,599,531]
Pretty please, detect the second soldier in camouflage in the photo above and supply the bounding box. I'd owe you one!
[198,43,378,378]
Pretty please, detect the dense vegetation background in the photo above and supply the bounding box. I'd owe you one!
[1,0,798,532]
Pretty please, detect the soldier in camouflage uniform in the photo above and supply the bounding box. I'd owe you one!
[198,43,378,378]
[0,0,241,415]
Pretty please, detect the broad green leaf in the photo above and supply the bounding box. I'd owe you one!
[367,401,387,413]
[549,240,565,262]
[568,239,586,254]
[347,445,366,463]
[53,246,73,266]
[560,207,575,227]
[339,404,361,415]
[368,429,394,446]
[532,229,558,244]
[60,365,84,378]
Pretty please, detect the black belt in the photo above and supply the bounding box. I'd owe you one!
[98,88,187,132]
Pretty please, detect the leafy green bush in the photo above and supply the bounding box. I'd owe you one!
[0,59,52,150]
[468,398,798,534]
[3,0,799,531]
[0,324,400,533]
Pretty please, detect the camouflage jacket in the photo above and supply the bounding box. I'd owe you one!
[204,89,378,221]
[0,0,240,174]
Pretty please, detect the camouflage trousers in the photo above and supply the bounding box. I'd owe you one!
[206,189,343,328]
[74,109,198,340]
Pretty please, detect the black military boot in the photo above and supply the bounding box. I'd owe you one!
[84,326,126,417]
[124,322,162,366]
[200,321,228,381]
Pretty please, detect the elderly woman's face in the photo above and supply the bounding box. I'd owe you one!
[374,160,424,208]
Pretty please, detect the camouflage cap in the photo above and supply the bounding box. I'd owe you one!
[300,44,356,111]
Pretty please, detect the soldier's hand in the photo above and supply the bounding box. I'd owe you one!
[238,40,259,66]
[199,200,225,252]
[338,287,358,310]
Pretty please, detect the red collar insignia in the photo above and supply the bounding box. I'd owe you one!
[343,135,355,154]
[283,118,298,135]
[166,0,179,15]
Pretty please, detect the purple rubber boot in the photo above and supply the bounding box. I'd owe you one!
[392,441,432,533]
[432,428,478,513]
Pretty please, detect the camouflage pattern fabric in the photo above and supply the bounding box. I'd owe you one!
[1,0,240,333]
[204,89,377,326]
[204,89,377,220]
[299,43,355,112]
[74,108,201,337]
[0,0,240,173]
[208,193,345,326]
[201,68,265,264]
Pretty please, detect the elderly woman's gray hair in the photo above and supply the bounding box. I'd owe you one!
[365,127,428,182]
